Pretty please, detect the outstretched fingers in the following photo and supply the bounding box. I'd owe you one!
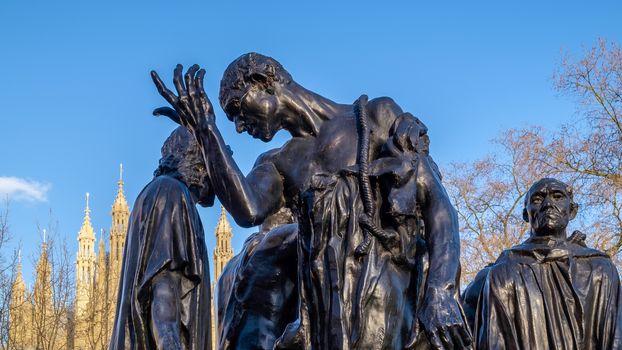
[173,64,194,118]
[151,64,215,132]
[185,64,202,118]
[196,68,214,117]
[153,107,181,125]
[173,64,187,98]
[151,70,178,107]
[185,64,200,94]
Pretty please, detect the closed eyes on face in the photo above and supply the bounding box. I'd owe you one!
[224,98,241,118]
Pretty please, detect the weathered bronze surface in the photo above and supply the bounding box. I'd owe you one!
[216,223,298,349]
[109,127,213,350]
[463,178,622,349]
[151,53,470,349]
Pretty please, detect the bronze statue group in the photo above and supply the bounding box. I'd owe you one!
[108,53,622,350]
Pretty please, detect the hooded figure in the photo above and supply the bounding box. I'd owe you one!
[109,127,214,350]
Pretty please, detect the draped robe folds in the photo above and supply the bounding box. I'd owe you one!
[294,169,420,350]
[216,224,299,350]
[285,113,446,350]
[475,236,622,350]
[109,175,211,350]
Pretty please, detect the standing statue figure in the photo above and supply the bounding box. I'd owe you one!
[464,178,622,349]
[151,53,471,349]
[109,127,213,350]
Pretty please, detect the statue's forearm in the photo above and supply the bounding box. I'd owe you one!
[424,201,461,291]
[199,125,283,227]
[420,158,461,292]
[150,272,183,349]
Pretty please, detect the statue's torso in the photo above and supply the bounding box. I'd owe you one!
[262,110,416,349]
[271,110,384,206]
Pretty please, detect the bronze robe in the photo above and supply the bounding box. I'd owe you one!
[474,236,622,350]
[293,169,422,349]
[109,175,211,350]
[216,224,298,350]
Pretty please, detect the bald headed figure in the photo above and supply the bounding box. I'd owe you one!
[466,178,622,350]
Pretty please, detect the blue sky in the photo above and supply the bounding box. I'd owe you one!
[1,0,621,284]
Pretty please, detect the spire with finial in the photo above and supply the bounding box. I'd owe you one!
[78,192,95,240]
[13,248,24,284]
[98,228,105,253]
[96,228,107,288]
[216,205,232,234]
[211,205,235,347]
[97,228,106,260]
[112,163,129,214]
[75,192,97,315]
[12,248,25,294]
[109,163,131,318]
[110,163,129,265]
[214,205,234,281]
[41,228,48,256]
[9,249,27,342]
[34,226,53,336]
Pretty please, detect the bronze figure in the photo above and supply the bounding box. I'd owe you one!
[109,127,213,350]
[151,53,470,349]
[464,178,622,349]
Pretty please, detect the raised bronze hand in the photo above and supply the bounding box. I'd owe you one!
[150,64,215,135]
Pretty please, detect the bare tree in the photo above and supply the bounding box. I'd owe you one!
[30,218,75,350]
[550,38,622,257]
[445,128,550,284]
[449,39,622,285]
[0,198,18,349]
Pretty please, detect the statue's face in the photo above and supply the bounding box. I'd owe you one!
[524,179,576,237]
[177,154,213,207]
[224,84,282,142]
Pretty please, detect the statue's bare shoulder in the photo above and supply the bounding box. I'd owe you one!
[253,138,316,193]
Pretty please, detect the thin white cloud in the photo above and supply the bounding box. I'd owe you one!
[0,177,51,202]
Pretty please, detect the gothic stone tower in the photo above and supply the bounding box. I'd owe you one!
[9,251,33,349]
[212,206,234,349]
[74,193,96,349]
[33,232,60,349]
[10,233,68,350]
[214,206,234,279]
[107,163,129,331]
[94,230,110,349]
[72,165,129,350]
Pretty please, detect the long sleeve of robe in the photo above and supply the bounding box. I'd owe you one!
[109,175,212,350]
[475,237,622,350]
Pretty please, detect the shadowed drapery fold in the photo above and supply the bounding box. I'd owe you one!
[475,236,622,350]
[294,171,417,349]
